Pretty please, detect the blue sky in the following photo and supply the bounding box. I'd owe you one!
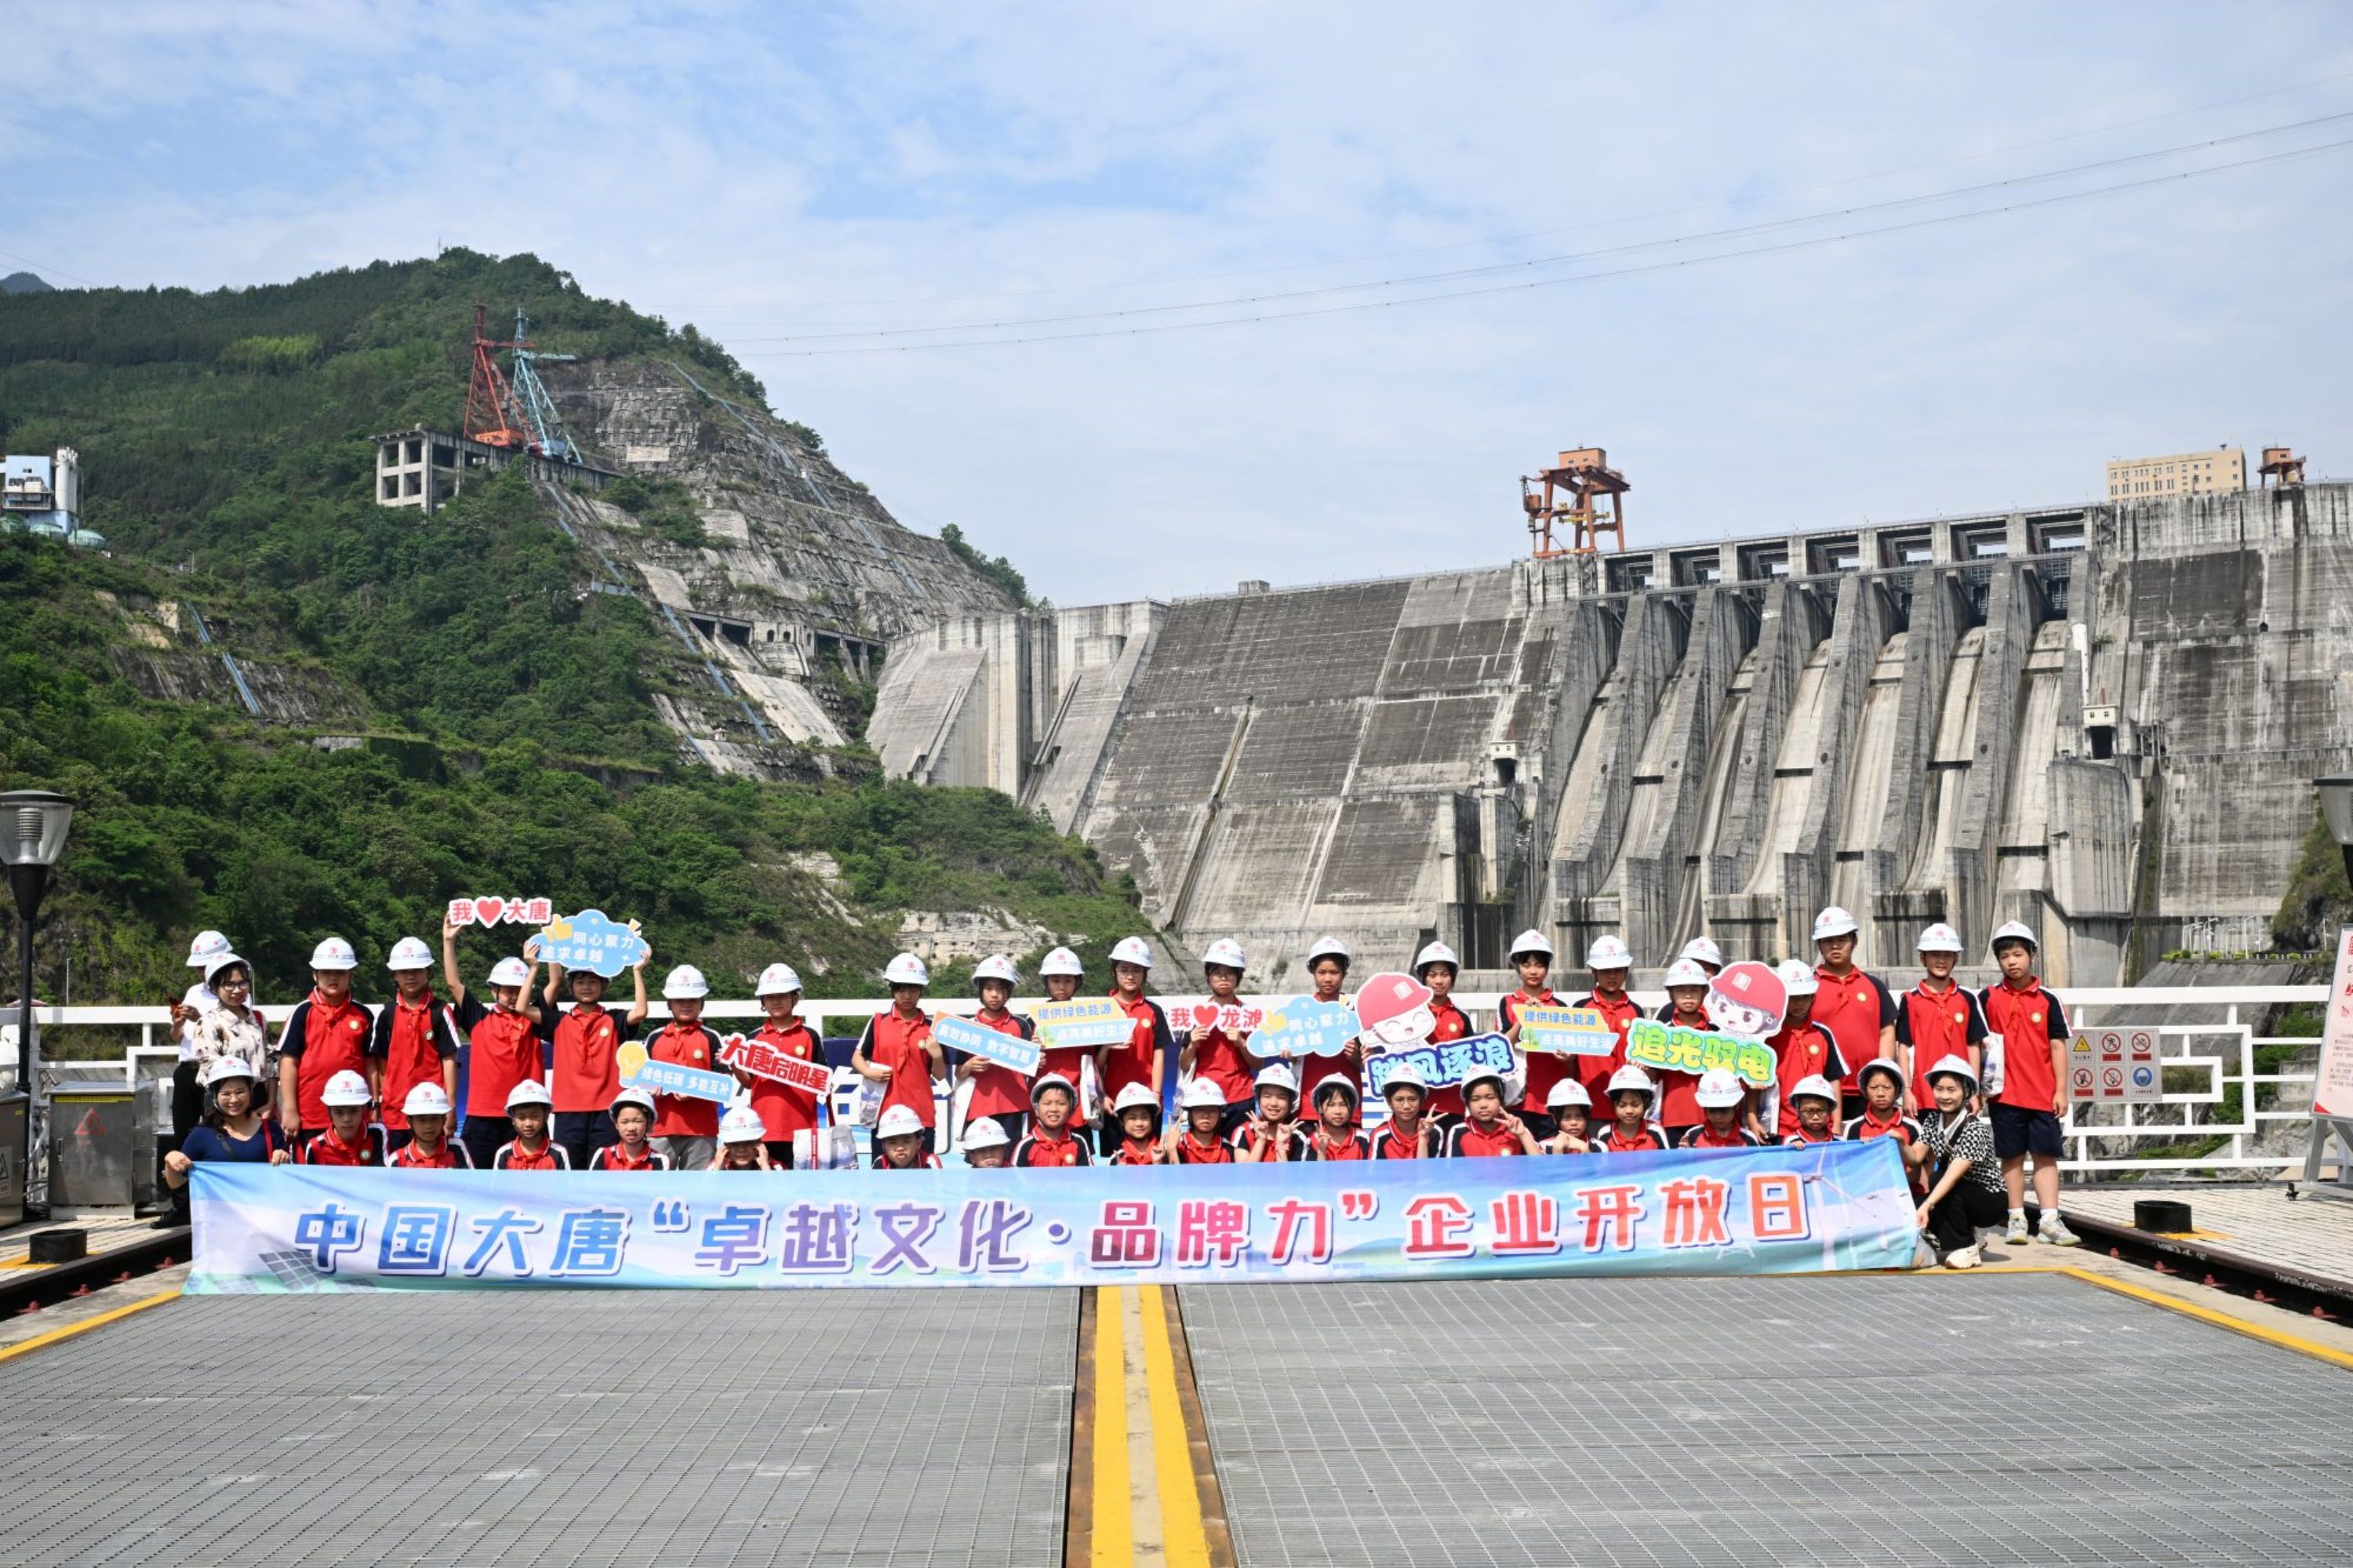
[9,2,2353,602]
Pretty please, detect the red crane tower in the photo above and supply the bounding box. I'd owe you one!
[1520,446,1630,557]
[464,301,529,452]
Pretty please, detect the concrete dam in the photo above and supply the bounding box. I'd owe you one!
[869,482,2353,990]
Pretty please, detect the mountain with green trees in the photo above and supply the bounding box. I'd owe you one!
[0,252,1149,1033]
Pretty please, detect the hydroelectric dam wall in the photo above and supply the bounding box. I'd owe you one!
[868,483,2353,990]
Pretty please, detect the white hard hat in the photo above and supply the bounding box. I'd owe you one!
[1857,1057,1906,1090]
[662,964,709,1000]
[1776,958,1819,998]
[1460,1065,1508,1103]
[1915,922,1965,955]
[1412,940,1460,975]
[755,962,803,996]
[1039,946,1085,977]
[718,1105,766,1144]
[875,1104,927,1140]
[488,955,533,988]
[1586,934,1634,969]
[1788,1074,1838,1104]
[203,951,249,986]
[386,936,434,971]
[1306,935,1351,966]
[1678,937,1726,969]
[321,1070,373,1108]
[1178,1077,1229,1110]
[1379,1061,1427,1096]
[1606,1064,1658,1101]
[1695,1068,1745,1108]
[202,1056,259,1088]
[185,930,232,968]
[1508,929,1555,961]
[1311,1073,1360,1107]
[1201,937,1248,973]
[402,1082,453,1117]
[1111,1082,1161,1115]
[884,952,930,987]
[1662,957,1711,988]
[973,954,1020,987]
[309,937,359,971]
[609,1086,656,1119]
[960,1118,1012,1152]
[1989,919,2038,954]
[505,1079,553,1111]
[1029,1072,1078,1104]
[1108,936,1154,970]
[1811,906,1861,942]
[1253,1061,1300,1097]
[1924,1053,1979,1090]
[1545,1078,1592,1110]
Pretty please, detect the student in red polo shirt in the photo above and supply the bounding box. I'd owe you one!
[387,1082,471,1167]
[445,937,544,1172]
[874,1104,943,1170]
[1763,960,1844,1141]
[1809,906,1897,1119]
[644,965,723,1171]
[1845,1059,1921,1184]
[1498,929,1566,1139]
[275,937,372,1142]
[1410,941,1475,1122]
[1372,1064,1437,1159]
[854,952,945,1149]
[1443,1068,1540,1156]
[1012,1075,1093,1166]
[1098,937,1172,1155]
[1651,957,1715,1141]
[1780,1076,1841,1144]
[712,1106,773,1170]
[736,962,824,1168]
[1033,946,1094,1125]
[1591,1066,1671,1153]
[1303,1075,1369,1160]
[1294,937,1364,1118]
[1898,922,1988,1115]
[1541,1080,1594,1152]
[494,1079,569,1170]
[1677,1068,1762,1150]
[369,937,459,1153]
[1178,939,1260,1137]
[1166,1079,1237,1164]
[959,1119,1013,1169]
[587,1088,669,1170]
[1980,922,2079,1247]
[1233,1062,1310,1162]
[543,948,649,1170]
[956,955,1038,1143]
[1107,1082,1167,1165]
[1569,935,1642,1117]
[299,1071,387,1166]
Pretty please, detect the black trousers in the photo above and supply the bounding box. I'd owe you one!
[552,1110,619,1168]
[1926,1181,2006,1254]
[461,1115,514,1171]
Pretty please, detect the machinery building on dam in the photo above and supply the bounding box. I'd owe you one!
[869,466,2353,991]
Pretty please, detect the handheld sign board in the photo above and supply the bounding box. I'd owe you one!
[616,1039,738,1103]
[1352,973,1435,1050]
[718,1032,832,1096]
[1516,1003,1621,1057]
[1024,997,1133,1050]
[1169,1002,1266,1035]
[1366,1031,1516,1094]
[535,909,650,978]
[1626,1019,1775,1088]
[448,896,554,929]
[933,1013,1044,1076]
[1246,997,1358,1060]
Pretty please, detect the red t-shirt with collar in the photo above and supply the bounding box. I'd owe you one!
[1980,978,2069,1111]
[1171,1129,1235,1165]
[1187,1020,1255,1106]
[647,1021,722,1137]
[389,1137,471,1169]
[1568,989,1642,1111]
[860,1010,940,1127]
[1422,999,1474,1117]
[456,995,540,1120]
[1651,1006,1714,1127]
[1845,1107,1922,1179]
[1677,1122,1761,1151]
[1012,1129,1092,1167]
[1372,1123,1433,1159]
[1231,1122,1307,1162]
[278,991,373,1129]
[961,1010,1037,1122]
[1111,1137,1162,1166]
[1593,1122,1671,1154]
[495,1141,571,1171]
[1811,966,1897,1094]
[1446,1119,1526,1157]
[1297,992,1359,1120]
[550,1003,624,1114]
[1499,989,1565,1113]
[299,1125,386,1166]
[742,1018,824,1141]
[1899,981,1988,1109]
[368,995,456,1131]
[1303,1128,1369,1161]
[1100,992,1167,1099]
[1767,1018,1845,1136]
[588,1143,668,1171]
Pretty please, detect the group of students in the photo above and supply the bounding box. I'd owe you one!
[158,904,2075,1270]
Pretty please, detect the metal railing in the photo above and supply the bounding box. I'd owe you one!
[12,985,2329,1179]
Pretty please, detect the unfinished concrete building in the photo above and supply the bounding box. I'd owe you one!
[869,482,2353,991]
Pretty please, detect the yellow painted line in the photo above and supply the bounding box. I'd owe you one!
[1140,1285,1213,1568]
[0,1287,179,1367]
[1090,1286,1133,1567]
[2060,1266,2353,1373]
[1121,1288,1164,1559]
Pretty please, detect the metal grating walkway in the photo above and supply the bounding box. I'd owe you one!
[0,1289,1075,1568]
[1180,1274,2353,1568]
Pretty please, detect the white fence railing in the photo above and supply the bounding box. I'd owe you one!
[9,986,2330,1180]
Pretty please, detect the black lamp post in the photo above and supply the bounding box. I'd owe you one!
[1,789,73,1209]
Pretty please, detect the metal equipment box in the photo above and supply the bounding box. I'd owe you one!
[49,1081,156,1210]
[0,1093,24,1228]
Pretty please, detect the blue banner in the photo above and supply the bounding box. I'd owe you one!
[1365,1032,1517,1093]
[933,1013,1044,1075]
[187,1139,1917,1291]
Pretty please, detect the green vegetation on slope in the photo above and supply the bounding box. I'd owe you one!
[2271,809,2352,951]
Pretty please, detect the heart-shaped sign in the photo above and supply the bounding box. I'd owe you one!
[1190,1003,1219,1029]
[475,896,507,926]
